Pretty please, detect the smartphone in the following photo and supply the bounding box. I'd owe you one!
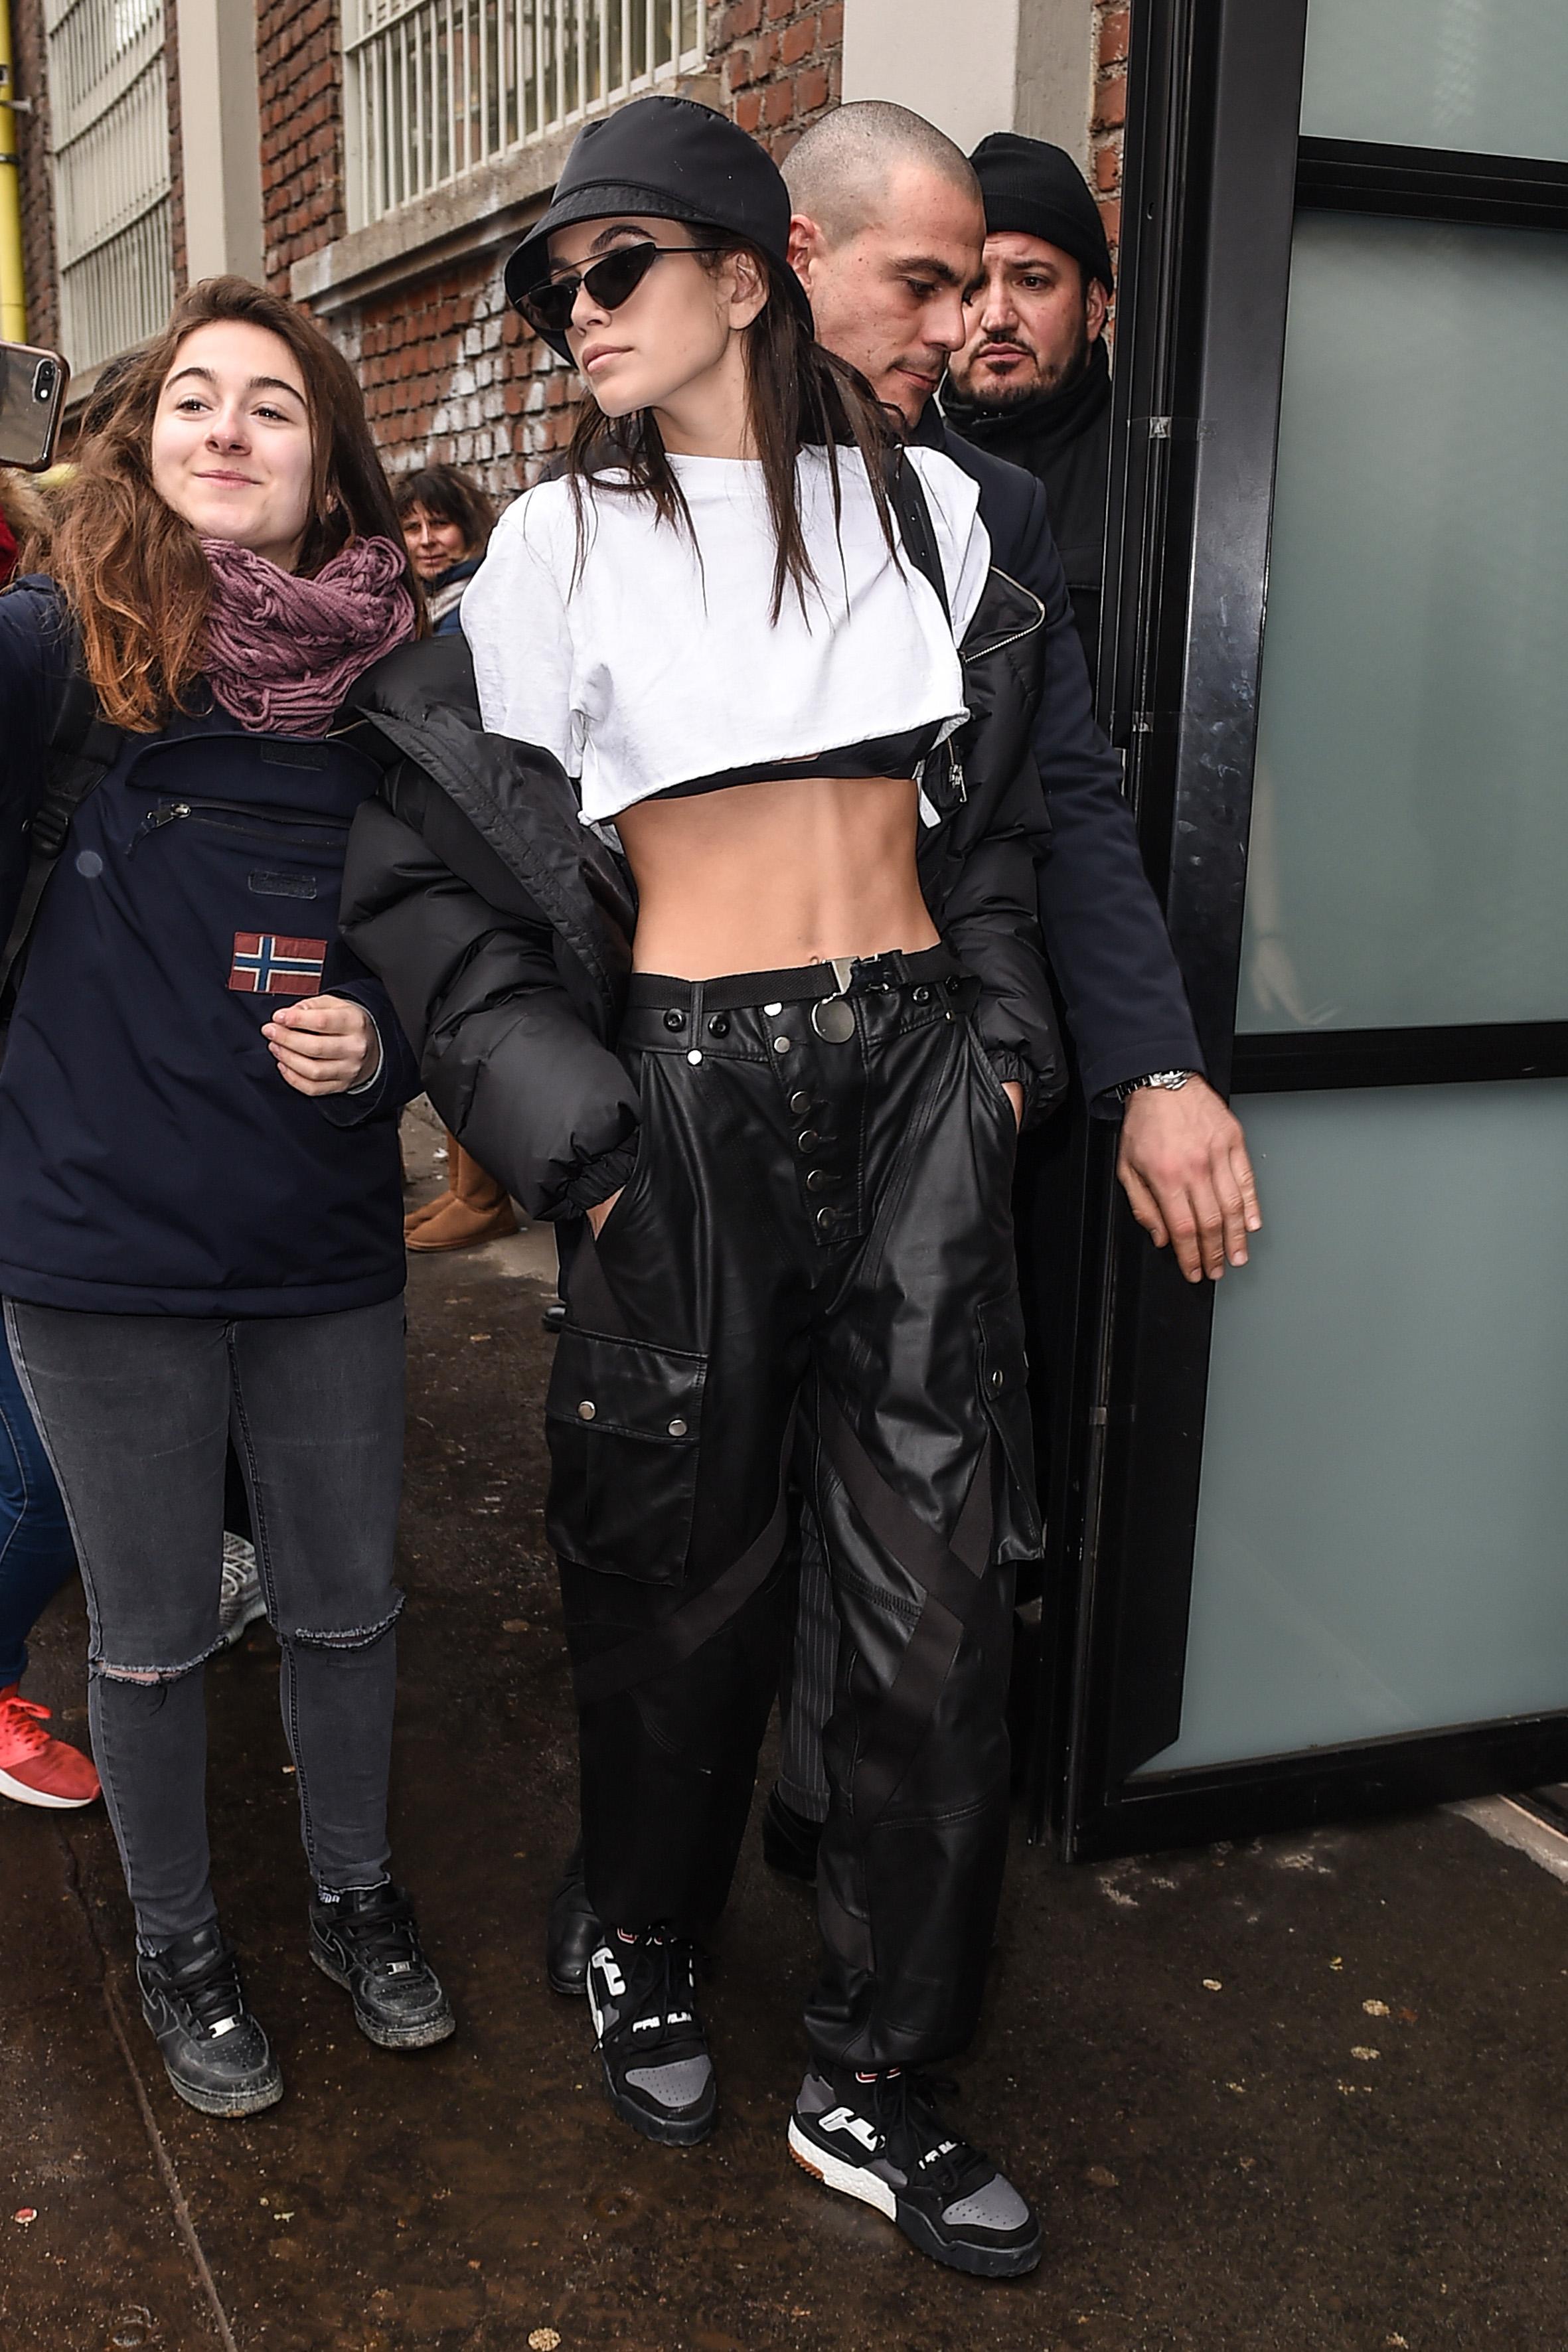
[0,343,70,471]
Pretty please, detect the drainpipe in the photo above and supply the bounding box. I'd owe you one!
[0,0,27,341]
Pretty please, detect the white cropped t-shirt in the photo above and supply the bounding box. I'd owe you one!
[461,444,990,824]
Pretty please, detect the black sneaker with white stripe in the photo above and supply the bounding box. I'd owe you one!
[586,1928,716,2146]
[789,2065,1041,2278]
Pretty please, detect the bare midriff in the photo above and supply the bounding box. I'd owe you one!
[614,773,939,980]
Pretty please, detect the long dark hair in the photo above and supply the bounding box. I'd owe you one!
[49,276,420,732]
[564,241,900,621]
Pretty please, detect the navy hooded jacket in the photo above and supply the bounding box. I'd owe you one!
[0,582,418,1316]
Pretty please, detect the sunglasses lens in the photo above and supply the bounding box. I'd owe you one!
[522,279,574,337]
[523,242,665,337]
[586,243,661,311]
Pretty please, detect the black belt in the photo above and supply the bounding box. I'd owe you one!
[627,944,963,1015]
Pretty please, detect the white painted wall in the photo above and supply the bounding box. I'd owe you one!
[842,0,1020,155]
[840,0,1094,166]
[175,0,266,284]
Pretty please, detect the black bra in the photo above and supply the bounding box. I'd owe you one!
[647,722,946,803]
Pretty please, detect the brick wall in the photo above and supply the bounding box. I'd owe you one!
[166,0,186,293]
[340,254,576,504]
[714,0,842,157]
[258,0,345,286]
[1089,1,1129,287]
[10,0,58,353]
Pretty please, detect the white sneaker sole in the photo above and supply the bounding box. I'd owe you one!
[0,1763,98,1809]
[787,2118,896,2220]
[789,2116,1043,2279]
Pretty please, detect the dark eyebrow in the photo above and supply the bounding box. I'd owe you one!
[589,222,663,253]
[891,252,965,287]
[166,366,306,401]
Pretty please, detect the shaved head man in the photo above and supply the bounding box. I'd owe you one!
[785,101,984,429]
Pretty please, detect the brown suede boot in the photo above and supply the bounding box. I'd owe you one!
[406,1138,518,1252]
[404,1189,454,1237]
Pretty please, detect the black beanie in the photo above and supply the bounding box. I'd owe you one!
[969,132,1114,295]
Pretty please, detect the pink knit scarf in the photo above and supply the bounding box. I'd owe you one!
[201,534,417,735]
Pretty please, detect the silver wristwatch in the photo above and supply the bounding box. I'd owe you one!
[1115,1068,1194,1105]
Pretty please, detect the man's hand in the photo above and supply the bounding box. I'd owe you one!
[1116,1076,1261,1283]
[263,995,378,1097]
[1002,1080,1024,1130]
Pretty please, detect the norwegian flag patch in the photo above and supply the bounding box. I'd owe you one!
[227,932,328,998]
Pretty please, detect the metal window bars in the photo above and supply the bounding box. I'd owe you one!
[44,0,173,373]
[343,0,705,231]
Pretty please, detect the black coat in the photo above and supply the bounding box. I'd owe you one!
[911,398,1204,1104]
[942,339,1113,674]
[336,564,1067,1223]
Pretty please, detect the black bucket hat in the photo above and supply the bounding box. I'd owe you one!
[505,93,813,359]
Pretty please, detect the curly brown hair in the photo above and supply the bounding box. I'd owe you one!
[48,277,417,732]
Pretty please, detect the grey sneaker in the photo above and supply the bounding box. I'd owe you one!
[586,1928,716,2146]
[219,1533,268,1648]
[788,2065,1041,2278]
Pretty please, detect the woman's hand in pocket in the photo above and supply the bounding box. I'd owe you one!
[1002,1081,1024,1131]
[586,1189,624,1238]
[264,995,378,1095]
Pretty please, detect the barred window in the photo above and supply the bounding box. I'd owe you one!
[343,0,706,231]
[44,0,175,372]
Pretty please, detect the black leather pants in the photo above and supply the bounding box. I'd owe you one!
[547,947,1042,2071]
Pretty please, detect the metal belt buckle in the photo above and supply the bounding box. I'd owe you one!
[811,955,858,1043]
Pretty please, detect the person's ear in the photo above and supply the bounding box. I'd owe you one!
[787,212,824,291]
[726,246,769,333]
[1086,275,1111,343]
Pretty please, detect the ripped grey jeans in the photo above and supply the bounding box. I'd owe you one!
[5,1296,405,1946]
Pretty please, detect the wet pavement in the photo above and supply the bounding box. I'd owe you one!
[5,1121,1568,2351]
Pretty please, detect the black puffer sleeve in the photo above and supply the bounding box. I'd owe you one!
[340,791,638,1219]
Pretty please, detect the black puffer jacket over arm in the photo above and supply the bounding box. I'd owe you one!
[337,638,639,1219]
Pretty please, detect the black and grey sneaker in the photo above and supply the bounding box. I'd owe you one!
[586,1928,716,2146]
[137,1924,283,2118]
[218,1533,268,1648]
[309,1881,455,2050]
[789,2065,1041,2279]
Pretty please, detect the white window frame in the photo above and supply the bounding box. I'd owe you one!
[45,0,175,373]
[343,0,707,234]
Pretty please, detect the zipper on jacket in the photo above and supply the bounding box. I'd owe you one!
[128,798,352,855]
[961,568,1048,666]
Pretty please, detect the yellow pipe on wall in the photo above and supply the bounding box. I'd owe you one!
[0,0,27,343]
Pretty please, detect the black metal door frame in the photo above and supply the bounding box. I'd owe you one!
[1029,0,1568,1863]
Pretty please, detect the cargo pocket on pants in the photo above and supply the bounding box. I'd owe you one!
[976,1292,1044,1564]
[545,1325,707,1585]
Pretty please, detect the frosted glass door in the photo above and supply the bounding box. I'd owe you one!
[1300,0,1568,161]
[1237,214,1568,1035]
[1144,1086,1568,1772]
